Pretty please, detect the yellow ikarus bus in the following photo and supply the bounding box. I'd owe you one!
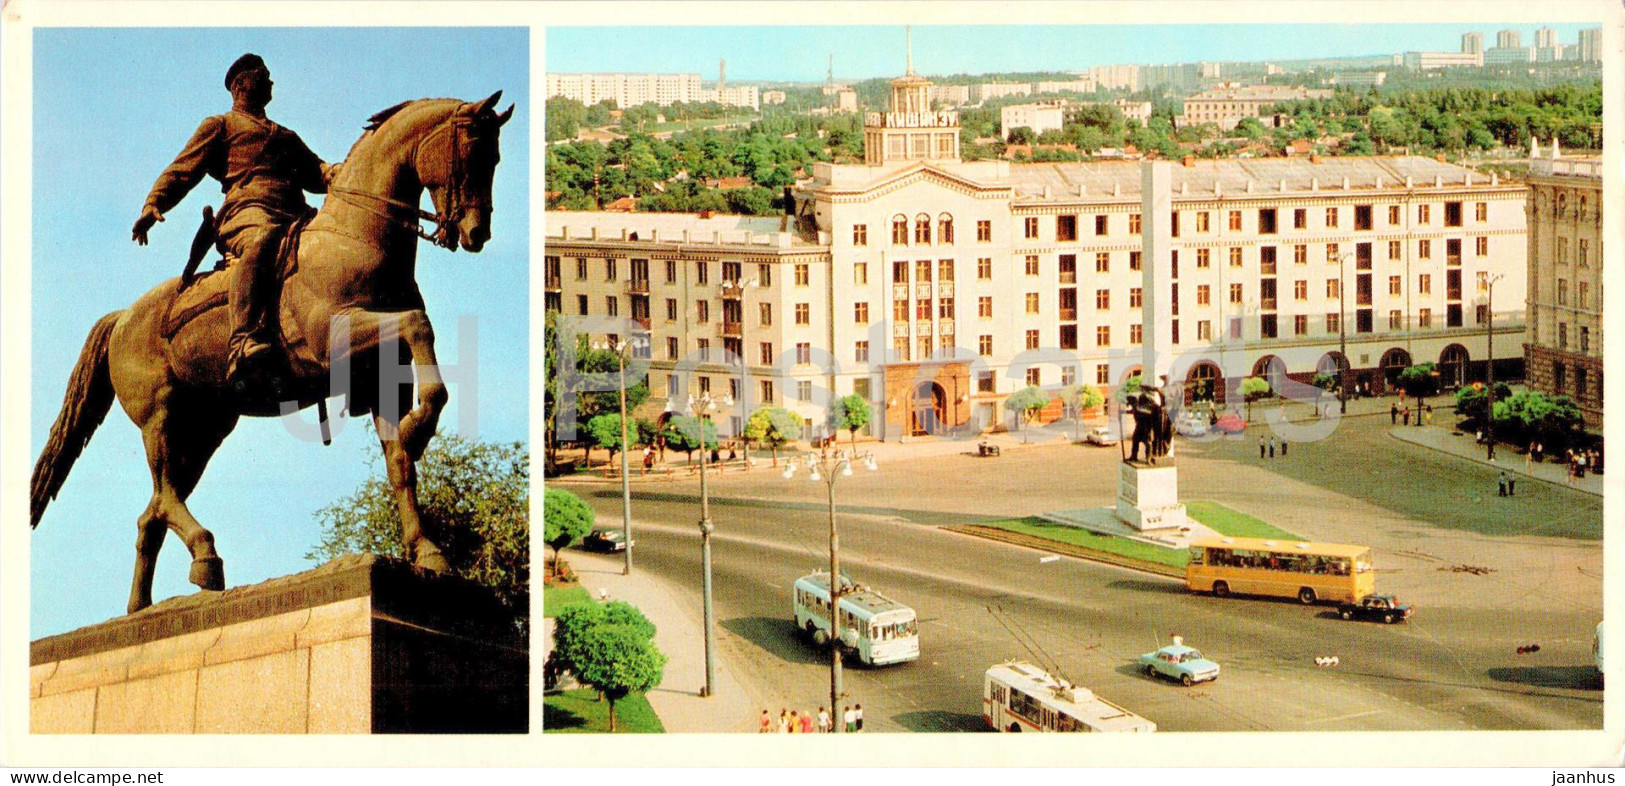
[1186,537,1375,605]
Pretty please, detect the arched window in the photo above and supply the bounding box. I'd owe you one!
[915,214,932,245]
[891,215,909,245]
[938,213,955,245]
[1557,192,1568,217]
[1578,196,1588,220]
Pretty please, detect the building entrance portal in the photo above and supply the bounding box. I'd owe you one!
[912,381,947,436]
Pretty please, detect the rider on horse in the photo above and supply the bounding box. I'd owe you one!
[131,53,339,389]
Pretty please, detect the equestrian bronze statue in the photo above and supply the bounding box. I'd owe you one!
[1125,378,1172,464]
[31,82,514,615]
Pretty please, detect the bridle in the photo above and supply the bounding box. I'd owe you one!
[327,107,488,251]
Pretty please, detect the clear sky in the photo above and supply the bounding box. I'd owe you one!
[30,27,529,637]
[547,23,1599,82]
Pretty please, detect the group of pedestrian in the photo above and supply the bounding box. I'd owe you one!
[1564,448,1599,485]
[1496,471,1517,497]
[759,705,863,733]
[1389,402,1432,426]
[1257,434,1287,459]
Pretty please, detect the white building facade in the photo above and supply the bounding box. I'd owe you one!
[546,67,1530,442]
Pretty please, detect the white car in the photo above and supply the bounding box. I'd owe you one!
[1174,410,1209,437]
[1084,426,1119,446]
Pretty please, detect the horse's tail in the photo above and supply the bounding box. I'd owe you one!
[31,310,122,529]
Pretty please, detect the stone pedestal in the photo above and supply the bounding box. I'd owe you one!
[29,555,527,734]
[1115,461,1188,531]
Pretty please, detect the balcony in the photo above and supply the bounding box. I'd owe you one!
[1059,307,1078,321]
[632,317,651,330]
[1260,297,1277,311]
[938,319,955,335]
[719,280,746,299]
[1260,261,1277,276]
[718,321,743,337]
[938,281,954,297]
[625,279,650,295]
[545,274,562,290]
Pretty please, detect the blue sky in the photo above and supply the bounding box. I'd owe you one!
[547,23,1599,82]
[30,27,529,637]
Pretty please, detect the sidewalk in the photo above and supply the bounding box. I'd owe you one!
[1389,423,1603,497]
[545,549,758,733]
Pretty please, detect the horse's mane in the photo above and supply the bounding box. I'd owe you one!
[345,97,465,160]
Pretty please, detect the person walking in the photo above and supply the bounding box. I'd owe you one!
[1259,436,1267,459]
[799,710,814,734]
[1268,436,1276,459]
[1391,403,1399,425]
[1424,404,1433,425]
[1497,471,1508,498]
[759,709,773,733]
[642,445,654,475]
[1507,472,1516,497]
[778,709,790,733]
[855,703,864,731]
[817,706,831,734]
[786,709,798,733]
[1402,407,1411,426]
[1280,439,1288,457]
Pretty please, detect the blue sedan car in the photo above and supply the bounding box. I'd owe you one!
[1140,637,1221,686]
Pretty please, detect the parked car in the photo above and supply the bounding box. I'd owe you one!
[1213,412,1247,434]
[1139,637,1220,686]
[584,528,634,553]
[1337,594,1412,624]
[1084,426,1119,447]
[1174,410,1209,437]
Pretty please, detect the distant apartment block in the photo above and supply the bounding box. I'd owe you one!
[1141,63,1202,93]
[1001,101,1067,137]
[547,72,704,108]
[836,89,860,113]
[1534,27,1558,49]
[1179,84,1333,131]
[930,85,973,106]
[976,82,1033,102]
[1578,28,1602,61]
[1461,32,1483,54]
[1484,46,1536,66]
[1329,71,1387,88]
[1525,139,1603,425]
[763,90,787,105]
[1034,79,1097,95]
[1084,64,1140,92]
[1398,51,1484,70]
[1496,29,1522,49]
[701,85,761,111]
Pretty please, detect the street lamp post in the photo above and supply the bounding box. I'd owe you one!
[594,338,644,575]
[782,449,878,732]
[721,277,759,471]
[1483,274,1505,460]
[688,391,730,698]
[1337,252,1350,415]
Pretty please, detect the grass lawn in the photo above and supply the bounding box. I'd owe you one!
[976,502,1303,570]
[542,583,593,618]
[543,688,665,733]
[976,518,1188,569]
[1185,501,1303,540]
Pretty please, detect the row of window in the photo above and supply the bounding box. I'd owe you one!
[1553,237,1596,267]
[868,201,1496,248]
[544,256,814,288]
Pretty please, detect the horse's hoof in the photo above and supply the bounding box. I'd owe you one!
[190,556,225,590]
[415,550,452,574]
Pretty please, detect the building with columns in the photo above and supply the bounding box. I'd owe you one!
[1524,139,1603,426]
[546,61,1529,442]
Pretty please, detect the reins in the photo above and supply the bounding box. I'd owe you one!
[324,109,485,250]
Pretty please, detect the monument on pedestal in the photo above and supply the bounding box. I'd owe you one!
[1114,161,1189,533]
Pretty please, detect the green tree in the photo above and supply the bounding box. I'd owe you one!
[1310,373,1337,404]
[662,415,719,462]
[1062,384,1106,441]
[1006,126,1036,145]
[586,412,636,467]
[311,433,530,633]
[1493,391,1584,452]
[1240,376,1272,421]
[552,601,665,732]
[744,406,803,466]
[1234,116,1266,140]
[543,487,594,581]
[1396,363,1442,426]
[1006,386,1051,442]
[1453,381,1512,430]
[831,394,872,449]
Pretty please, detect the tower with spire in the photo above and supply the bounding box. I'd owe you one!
[863,25,960,166]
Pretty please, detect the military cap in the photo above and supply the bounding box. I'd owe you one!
[225,53,267,89]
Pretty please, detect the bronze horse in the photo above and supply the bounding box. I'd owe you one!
[31,93,514,614]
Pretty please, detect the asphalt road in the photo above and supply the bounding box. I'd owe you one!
[563,497,1601,733]
[554,409,1603,733]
